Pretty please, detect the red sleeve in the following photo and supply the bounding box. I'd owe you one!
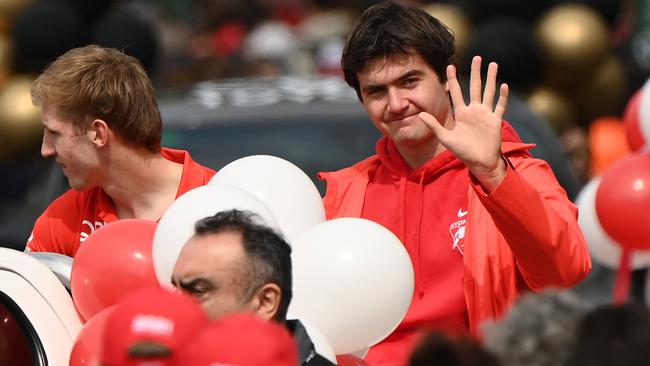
[25,190,81,257]
[470,154,592,289]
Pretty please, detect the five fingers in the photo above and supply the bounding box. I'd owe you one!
[448,55,507,116]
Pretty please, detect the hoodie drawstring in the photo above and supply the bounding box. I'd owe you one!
[398,177,407,244]
[399,167,428,300]
[414,167,426,299]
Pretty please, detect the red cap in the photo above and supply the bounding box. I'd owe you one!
[101,286,208,366]
[177,313,299,366]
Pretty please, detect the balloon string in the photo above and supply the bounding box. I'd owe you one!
[613,249,632,304]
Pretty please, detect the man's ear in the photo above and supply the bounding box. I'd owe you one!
[252,283,282,321]
[87,119,110,147]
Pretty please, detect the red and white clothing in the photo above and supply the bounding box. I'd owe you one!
[25,148,215,257]
[318,122,591,366]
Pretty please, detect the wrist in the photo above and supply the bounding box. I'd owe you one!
[470,155,507,194]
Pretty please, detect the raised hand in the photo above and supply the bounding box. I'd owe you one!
[418,55,509,191]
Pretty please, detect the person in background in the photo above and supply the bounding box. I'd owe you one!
[565,302,650,366]
[482,290,589,366]
[25,45,215,256]
[409,331,501,366]
[172,209,335,366]
[318,2,591,365]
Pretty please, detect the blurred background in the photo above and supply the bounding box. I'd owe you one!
[0,0,649,304]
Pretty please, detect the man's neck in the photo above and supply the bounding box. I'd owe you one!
[395,139,447,170]
[102,147,183,221]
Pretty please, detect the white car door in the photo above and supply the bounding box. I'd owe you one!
[0,248,82,365]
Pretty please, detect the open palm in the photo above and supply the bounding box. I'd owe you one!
[419,56,508,184]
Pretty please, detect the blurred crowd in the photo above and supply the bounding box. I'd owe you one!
[146,0,646,187]
[148,0,371,84]
[410,290,650,366]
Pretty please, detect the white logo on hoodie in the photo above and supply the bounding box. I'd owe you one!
[80,220,105,242]
[449,208,467,255]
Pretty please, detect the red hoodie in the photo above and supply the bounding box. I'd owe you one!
[320,123,556,365]
[320,135,591,365]
[358,123,526,365]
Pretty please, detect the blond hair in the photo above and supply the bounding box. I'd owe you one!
[32,45,162,152]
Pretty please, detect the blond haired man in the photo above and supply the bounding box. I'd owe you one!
[26,45,215,256]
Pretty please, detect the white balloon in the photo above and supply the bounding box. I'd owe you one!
[209,155,325,245]
[152,184,279,288]
[576,178,650,269]
[286,313,337,364]
[289,218,414,355]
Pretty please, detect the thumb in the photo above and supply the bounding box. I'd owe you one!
[418,112,446,137]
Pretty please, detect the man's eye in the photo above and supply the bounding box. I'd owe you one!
[189,286,208,296]
[403,78,418,86]
[178,286,203,299]
[364,88,383,98]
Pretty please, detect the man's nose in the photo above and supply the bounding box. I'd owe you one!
[387,88,408,113]
[41,133,55,158]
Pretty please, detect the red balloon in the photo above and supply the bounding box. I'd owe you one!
[595,153,650,250]
[70,307,114,366]
[336,354,370,366]
[623,89,645,152]
[71,219,160,322]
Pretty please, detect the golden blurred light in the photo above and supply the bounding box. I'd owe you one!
[0,34,13,85]
[574,54,626,120]
[527,86,577,134]
[0,0,31,17]
[423,3,472,60]
[0,76,42,161]
[535,4,609,73]
[0,0,32,33]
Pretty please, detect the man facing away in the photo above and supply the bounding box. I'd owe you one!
[317,2,591,365]
[172,209,336,366]
[25,45,215,256]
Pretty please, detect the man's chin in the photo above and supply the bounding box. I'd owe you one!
[391,133,434,148]
[68,179,93,192]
